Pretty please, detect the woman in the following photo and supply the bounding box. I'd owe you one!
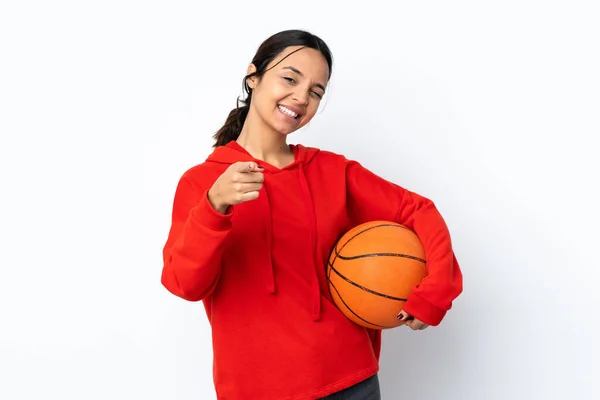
[161,29,463,400]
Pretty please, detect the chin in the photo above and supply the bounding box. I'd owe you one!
[273,128,297,137]
[271,121,303,136]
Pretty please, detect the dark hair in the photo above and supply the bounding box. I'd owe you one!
[212,29,334,147]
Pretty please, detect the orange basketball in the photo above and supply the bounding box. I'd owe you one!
[327,221,427,329]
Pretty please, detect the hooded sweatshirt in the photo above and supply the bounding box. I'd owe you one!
[161,140,463,400]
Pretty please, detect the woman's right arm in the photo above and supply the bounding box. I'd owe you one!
[161,161,264,301]
[161,176,233,302]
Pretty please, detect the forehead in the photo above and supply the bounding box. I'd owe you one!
[268,46,330,83]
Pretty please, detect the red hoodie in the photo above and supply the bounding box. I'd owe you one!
[161,140,462,399]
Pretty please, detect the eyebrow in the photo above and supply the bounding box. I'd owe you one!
[283,66,326,92]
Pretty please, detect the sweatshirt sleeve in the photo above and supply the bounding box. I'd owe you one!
[345,160,463,326]
[161,175,233,301]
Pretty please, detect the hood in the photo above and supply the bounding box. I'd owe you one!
[206,140,323,321]
[206,139,319,170]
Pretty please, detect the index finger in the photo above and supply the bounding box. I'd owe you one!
[234,161,263,172]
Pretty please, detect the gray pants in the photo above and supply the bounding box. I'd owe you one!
[318,374,381,400]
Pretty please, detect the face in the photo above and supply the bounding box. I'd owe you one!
[247,46,329,136]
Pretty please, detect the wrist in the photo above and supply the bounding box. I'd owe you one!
[207,188,228,214]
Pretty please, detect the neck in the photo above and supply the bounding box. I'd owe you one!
[236,111,291,160]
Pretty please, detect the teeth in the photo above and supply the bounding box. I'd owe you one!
[279,105,298,118]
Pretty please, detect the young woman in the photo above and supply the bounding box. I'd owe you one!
[161,29,463,400]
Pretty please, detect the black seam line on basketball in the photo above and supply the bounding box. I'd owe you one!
[328,223,415,282]
[331,241,413,302]
[328,260,408,302]
[337,252,426,264]
[327,276,395,329]
[331,223,406,267]
[340,223,409,253]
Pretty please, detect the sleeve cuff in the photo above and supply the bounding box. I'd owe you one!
[403,293,447,326]
[189,190,233,231]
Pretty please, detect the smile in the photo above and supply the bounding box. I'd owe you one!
[278,105,299,119]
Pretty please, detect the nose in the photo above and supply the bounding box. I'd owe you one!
[292,88,309,105]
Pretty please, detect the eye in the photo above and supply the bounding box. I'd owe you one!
[310,91,323,100]
[283,77,296,84]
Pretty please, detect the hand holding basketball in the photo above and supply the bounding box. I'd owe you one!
[397,311,430,331]
[208,161,264,214]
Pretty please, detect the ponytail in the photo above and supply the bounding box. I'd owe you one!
[213,74,254,148]
[212,99,250,147]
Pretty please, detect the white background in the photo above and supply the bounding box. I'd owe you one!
[1,1,599,399]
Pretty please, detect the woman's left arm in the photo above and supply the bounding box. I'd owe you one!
[345,159,463,327]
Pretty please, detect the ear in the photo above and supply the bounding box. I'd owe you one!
[246,63,257,89]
